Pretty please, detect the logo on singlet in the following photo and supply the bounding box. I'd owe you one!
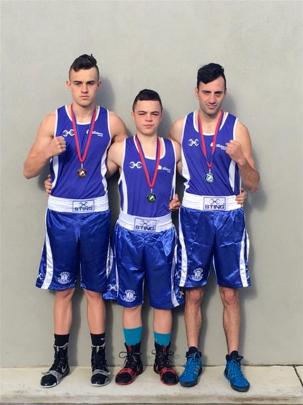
[188,138,199,147]
[158,165,171,173]
[211,142,227,151]
[123,289,136,303]
[62,129,75,137]
[192,268,204,281]
[57,272,71,285]
[129,161,142,169]
[89,130,103,137]
[203,197,226,211]
[134,218,157,232]
[62,129,103,137]
[72,200,95,213]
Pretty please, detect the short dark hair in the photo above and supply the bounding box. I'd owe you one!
[197,63,226,89]
[69,54,100,79]
[132,89,163,111]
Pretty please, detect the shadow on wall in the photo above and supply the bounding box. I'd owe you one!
[96,77,115,111]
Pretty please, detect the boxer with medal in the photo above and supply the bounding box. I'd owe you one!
[104,89,183,386]
[169,63,259,390]
[23,54,127,388]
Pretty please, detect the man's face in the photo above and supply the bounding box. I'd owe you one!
[66,67,100,108]
[196,76,226,117]
[132,100,162,136]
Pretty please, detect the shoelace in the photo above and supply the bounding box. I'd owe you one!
[119,350,141,369]
[182,353,201,377]
[227,359,245,380]
[50,350,67,372]
[92,348,107,370]
[153,349,174,369]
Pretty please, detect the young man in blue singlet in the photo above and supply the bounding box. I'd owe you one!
[104,89,183,386]
[170,63,260,391]
[23,54,127,388]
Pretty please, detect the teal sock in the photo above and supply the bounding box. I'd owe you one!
[124,326,142,345]
[154,332,171,347]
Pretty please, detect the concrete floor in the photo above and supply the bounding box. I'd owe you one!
[1,365,303,404]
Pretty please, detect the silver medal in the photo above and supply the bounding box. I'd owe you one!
[205,171,214,183]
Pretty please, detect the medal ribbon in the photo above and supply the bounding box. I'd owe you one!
[71,105,97,166]
[197,110,223,171]
[134,135,161,191]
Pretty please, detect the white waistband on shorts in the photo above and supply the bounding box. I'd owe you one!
[48,195,109,213]
[117,211,173,232]
[182,192,242,211]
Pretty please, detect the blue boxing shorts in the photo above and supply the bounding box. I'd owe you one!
[178,194,251,289]
[36,195,110,292]
[104,212,183,309]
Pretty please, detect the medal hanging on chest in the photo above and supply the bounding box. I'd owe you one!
[71,105,97,178]
[134,135,161,203]
[197,110,223,183]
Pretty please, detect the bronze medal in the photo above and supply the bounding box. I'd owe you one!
[71,106,96,179]
[77,167,87,177]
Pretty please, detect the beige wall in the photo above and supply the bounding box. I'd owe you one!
[1,0,302,367]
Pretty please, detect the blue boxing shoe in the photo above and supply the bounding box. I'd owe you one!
[224,351,250,392]
[179,347,202,387]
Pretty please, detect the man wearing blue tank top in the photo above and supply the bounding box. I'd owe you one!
[104,89,183,386]
[23,54,127,388]
[170,64,260,391]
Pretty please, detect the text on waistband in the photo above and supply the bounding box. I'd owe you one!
[72,200,95,213]
[203,197,226,211]
[134,218,157,231]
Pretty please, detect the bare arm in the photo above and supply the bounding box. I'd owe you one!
[168,139,182,211]
[169,118,184,174]
[23,112,66,179]
[106,140,124,177]
[169,118,184,145]
[226,121,260,192]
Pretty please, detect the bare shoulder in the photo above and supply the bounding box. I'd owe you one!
[170,138,181,159]
[108,110,122,122]
[36,111,56,140]
[235,120,251,141]
[169,117,185,143]
[41,111,56,128]
[108,111,127,139]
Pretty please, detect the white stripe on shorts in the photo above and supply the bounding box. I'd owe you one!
[239,229,249,287]
[41,216,54,289]
[170,242,179,307]
[178,210,188,288]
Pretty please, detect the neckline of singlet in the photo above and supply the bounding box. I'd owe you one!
[132,136,166,160]
[64,105,101,125]
[193,110,228,136]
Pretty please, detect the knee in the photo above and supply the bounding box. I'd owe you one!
[124,305,141,315]
[185,288,204,306]
[220,288,239,307]
[55,288,74,302]
[84,289,103,303]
